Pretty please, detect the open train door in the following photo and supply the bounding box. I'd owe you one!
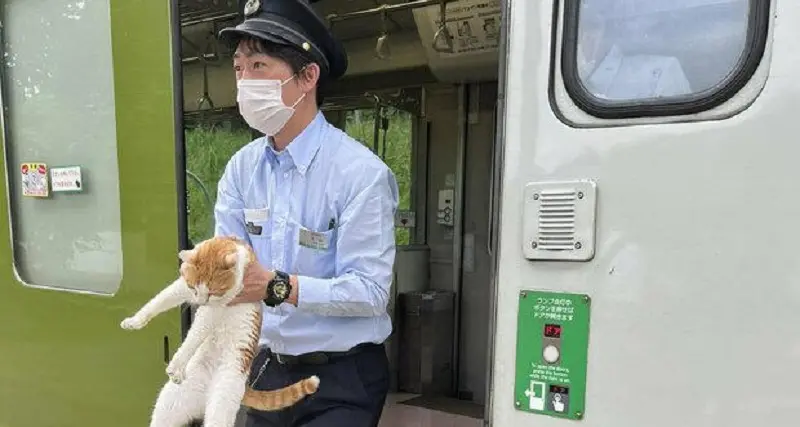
[0,1,185,425]
[489,0,792,426]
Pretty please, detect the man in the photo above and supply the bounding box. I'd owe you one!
[213,0,399,426]
[576,1,693,101]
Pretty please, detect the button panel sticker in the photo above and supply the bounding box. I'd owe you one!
[514,290,591,420]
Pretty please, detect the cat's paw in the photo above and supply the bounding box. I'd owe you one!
[120,316,147,330]
[166,363,186,384]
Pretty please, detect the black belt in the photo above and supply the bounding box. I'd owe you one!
[267,342,379,366]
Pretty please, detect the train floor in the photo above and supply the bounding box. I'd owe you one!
[233,392,484,426]
[378,392,483,427]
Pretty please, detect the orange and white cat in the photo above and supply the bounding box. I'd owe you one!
[120,236,319,427]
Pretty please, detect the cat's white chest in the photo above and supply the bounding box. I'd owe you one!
[197,304,259,350]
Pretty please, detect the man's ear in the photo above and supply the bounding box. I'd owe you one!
[298,63,320,92]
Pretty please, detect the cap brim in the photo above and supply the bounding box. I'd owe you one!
[218,22,332,76]
[218,25,293,50]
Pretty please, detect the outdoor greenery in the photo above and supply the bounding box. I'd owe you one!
[184,108,414,246]
[185,124,251,244]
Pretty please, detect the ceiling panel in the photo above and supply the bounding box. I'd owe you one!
[179,0,422,42]
[180,0,239,22]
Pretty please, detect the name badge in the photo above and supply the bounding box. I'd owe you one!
[299,228,329,250]
[244,208,269,223]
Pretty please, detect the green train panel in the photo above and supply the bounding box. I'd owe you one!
[0,1,183,426]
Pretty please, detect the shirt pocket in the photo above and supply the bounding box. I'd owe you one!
[287,217,336,278]
[242,207,271,265]
[243,208,270,239]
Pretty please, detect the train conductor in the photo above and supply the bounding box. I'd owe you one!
[215,0,399,426]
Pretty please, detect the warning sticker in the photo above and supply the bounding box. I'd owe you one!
[20,163,49,197]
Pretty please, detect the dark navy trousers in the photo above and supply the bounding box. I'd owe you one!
[244,343,390,427]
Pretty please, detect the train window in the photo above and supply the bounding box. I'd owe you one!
[0,0,123,294]
[344,108,415,246]
[560,0,771,118]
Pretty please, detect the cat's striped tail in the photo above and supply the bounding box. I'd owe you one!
[241,375,320,411]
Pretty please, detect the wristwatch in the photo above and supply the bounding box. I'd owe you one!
[263,270,292,307]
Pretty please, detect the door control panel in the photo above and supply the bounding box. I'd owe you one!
[436,188,454,226]
[515,291,590,420]
[542,323,562,365]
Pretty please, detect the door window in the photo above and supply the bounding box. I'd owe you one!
[1,0,123,294]
[560,0,771,118]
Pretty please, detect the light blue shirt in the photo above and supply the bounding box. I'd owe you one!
[213,111,399,355]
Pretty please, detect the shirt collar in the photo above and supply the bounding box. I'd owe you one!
[264,111,326,175]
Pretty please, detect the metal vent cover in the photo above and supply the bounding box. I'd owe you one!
[522,180,597,261]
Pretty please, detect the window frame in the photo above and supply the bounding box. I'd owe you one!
[558,0,772,119]
[0,0,183,297]
[336,102,421,247]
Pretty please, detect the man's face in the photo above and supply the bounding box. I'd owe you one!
[232,39,306,108]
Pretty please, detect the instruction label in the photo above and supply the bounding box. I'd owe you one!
[20,163,49,197]
[50,166,83,192]
[514,290,591,420]
[395,210,416,228]
[425,0,501,55]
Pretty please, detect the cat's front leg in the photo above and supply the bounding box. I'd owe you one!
[165,310,213,384]
[121,277,192,331]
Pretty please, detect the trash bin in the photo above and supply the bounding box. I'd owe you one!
[397,290,455,396]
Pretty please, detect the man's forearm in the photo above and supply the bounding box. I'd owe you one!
[290,272,389,317]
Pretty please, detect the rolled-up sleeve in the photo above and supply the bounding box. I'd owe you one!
[213,157,250,244]
[297,166,399,317]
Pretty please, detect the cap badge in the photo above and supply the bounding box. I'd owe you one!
[244,0,261,17]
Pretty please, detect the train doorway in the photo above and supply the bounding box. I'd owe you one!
[177,0,505,424]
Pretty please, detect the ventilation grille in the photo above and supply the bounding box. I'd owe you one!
[523,180,596,262]
[537,190,578,251]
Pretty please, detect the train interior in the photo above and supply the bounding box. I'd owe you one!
[179,0,503,425]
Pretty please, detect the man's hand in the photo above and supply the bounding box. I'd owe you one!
[229,261,274,305]
[228,261,299,306]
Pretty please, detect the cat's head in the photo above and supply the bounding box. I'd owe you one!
[177,236,255,306]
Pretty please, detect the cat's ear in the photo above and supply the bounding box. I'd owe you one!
[178,249,195,263]
[224,252,238,268]
[180,262,197,280]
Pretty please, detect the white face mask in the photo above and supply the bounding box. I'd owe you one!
[236,76,306,136]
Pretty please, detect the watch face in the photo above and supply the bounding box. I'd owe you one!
[272,282,289,299]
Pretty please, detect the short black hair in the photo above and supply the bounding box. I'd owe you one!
[235,35,326,107]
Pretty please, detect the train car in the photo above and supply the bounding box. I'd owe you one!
[0,0,796,426]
